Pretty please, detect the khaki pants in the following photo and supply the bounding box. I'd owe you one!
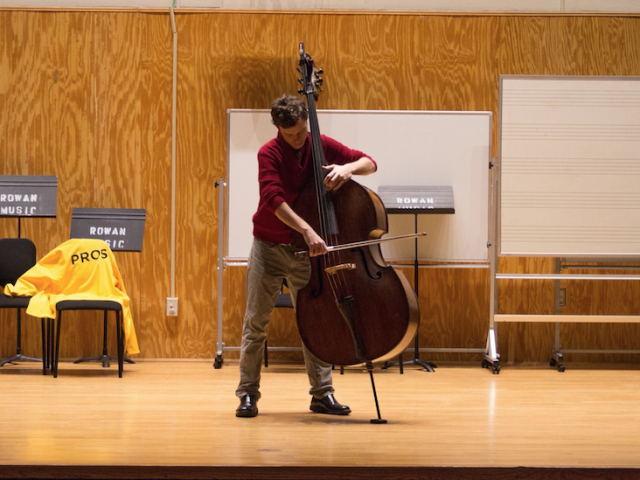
[235,238,334,400]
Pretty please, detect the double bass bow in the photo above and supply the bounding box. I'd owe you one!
[292,43,420,422]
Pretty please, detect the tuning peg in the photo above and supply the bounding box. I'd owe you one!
[316,78,323,85]
[297,68,302,74]
[298,78,303,84]
[298,89,304,94]
[317,69,323,75]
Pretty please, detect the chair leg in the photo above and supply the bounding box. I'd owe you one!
[0,308,46,367]
[41,319,46,375]
[101,310,110,368]
[45,319,50,370]
[73,312,112,367]
[264,339,269,367]
[0,309,23,366]
[17,308,22,355]
[54,313,62,378]
[115,311,123,378]
[48,318,54,371]
[120,313,124,377]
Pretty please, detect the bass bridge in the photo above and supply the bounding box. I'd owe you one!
[324,263,356,276]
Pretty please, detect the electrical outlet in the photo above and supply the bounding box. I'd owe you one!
[559,288,567,308]
[166,297,178,316]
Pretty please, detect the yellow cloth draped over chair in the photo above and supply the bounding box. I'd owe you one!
[3,238,139,356]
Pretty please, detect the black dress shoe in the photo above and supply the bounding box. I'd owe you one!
[310,393,351,415]
[236,394,258,417]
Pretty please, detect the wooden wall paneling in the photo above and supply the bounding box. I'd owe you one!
[51,12,138,360]
[0,12,14,192]
[206,13,309,110]
[560,269,640,364]
[2,12,96,359]
[45,12,93,251]
[192,12,228,359]
[418,15,496,113]
[491,15,553,164]
[201,12,318,361]
[222,265,246,361]
[586,17,634,75]
[3,11,45,181]
[492,17,578,365]
[173,12,228,358]
[0,11,6,187]
[318,14,424,111]
[43,12,93,254]
[493,16,552,77]
[64,13,143,360]
[406,16,495,364]
[137,12,173,359]
[493,17,640,365]
[48,12,100,359]
[0,11,24,356]
[2,12,640,364]
[550,16,619,76]
[496,257,556,364]
[181,12,360,361]
[624,16,640,74]
[214,13,421,364]
[417,266,491,363]
[0,10,23,356]
[6,11,82,359]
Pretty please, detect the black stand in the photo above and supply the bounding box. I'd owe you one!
[69,208,145,368]
[0,219,43,368]
[74,311,135,367]
[0,308,43,367]
[383,213,436,373]
[366,362,387,424]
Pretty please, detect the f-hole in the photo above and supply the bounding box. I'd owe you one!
[353,247,382,280]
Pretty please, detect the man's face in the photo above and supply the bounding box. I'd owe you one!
[279,119,308,150]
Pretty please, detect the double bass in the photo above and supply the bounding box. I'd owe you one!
[292,44,420,421]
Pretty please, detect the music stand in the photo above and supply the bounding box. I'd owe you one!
[69,207,146,367]
[379,186,455,373]
[0,175,58,367]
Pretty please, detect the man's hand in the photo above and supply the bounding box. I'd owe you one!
[322,164,354,191]
[274,202,328,257]
[322,157,376,191]
[303,227,328,257]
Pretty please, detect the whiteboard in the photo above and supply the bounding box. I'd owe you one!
[499,76,640,257]
[227,109,492,262]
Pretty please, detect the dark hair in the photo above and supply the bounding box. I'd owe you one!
[270,94,308,129]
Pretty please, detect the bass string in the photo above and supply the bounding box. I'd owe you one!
[303,71,350,302]
[307,104,349,301]
[327,233,350,298]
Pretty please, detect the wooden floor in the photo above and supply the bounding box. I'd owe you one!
[1,360,640,480]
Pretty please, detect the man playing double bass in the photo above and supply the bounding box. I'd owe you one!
[235,94,377,418]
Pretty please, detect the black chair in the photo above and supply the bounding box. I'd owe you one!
[73,310,135,368]
[0,238,46,375]
[53,300,124,378]
[264,279,294,367]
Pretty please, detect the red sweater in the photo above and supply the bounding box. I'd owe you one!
[252,132,376,244]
